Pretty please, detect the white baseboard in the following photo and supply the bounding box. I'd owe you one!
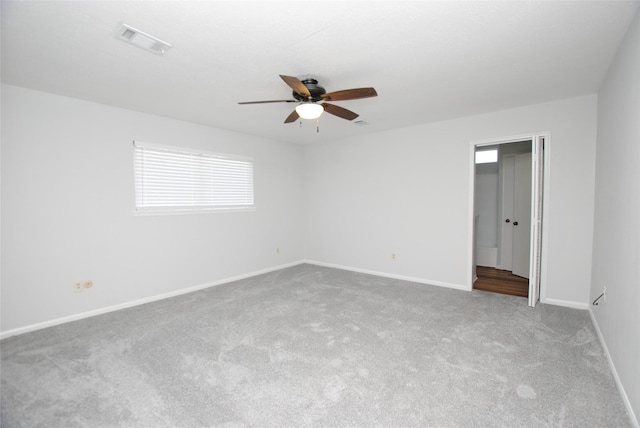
[304,259,471,292]
[1,261,593,343]
[541,297,588,310]
[588,308,639,427]
[476,246,497,267]
[0,260,305,340]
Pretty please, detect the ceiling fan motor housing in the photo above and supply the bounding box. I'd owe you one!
[293,79,326,102]
[237,74,377,123]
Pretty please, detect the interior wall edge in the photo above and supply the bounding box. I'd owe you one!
[588,307,639,427]
[0,260,306,340]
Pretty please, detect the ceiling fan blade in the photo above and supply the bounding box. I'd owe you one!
[322,103,359,121]
[238,99,297,105]
[279,75,311,98]
[321,87,378,102]
[284,109,299,124]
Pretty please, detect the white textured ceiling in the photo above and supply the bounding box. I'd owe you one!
[2,1,638,144]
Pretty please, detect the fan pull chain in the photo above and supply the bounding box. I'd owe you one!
[317,118,320,133]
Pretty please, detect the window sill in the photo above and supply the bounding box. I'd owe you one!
[133,207,256,216]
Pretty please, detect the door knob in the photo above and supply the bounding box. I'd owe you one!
[513,221,519,226]
[505,219,510,223]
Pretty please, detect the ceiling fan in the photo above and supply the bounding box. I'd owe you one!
[238,75,377,124]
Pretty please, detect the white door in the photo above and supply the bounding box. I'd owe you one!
[512,152,532,278]
[528,136,545,307]
[500,156,515,271]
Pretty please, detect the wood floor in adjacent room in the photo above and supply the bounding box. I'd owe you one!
[474,266,529,297]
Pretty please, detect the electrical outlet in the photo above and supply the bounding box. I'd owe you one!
[72,281,83,293]
[83,280,93,289]
[391,253,397,261]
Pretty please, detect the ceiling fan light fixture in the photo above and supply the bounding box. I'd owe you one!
[295,103,324,120]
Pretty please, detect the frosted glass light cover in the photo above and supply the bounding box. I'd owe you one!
[295,103,324,119]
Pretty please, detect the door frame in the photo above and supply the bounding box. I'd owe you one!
[468,132,550,307]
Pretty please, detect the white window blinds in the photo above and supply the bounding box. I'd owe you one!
[133,142,254,213]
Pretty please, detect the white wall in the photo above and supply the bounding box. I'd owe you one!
[1,84,305,334]
[591,10,640,424]
[475,163,499,249]
[0,85,601,333]
[305,95,597,306]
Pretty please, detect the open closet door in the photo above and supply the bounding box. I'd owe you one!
[528,136,545,307]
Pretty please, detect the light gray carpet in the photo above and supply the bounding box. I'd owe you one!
[1,264,631,427]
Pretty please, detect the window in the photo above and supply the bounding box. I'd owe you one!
[133,141,254,213]
[475,149,498,164]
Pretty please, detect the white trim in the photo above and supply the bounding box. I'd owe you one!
[539,134,552,304]
[588,308,639,427]
[468,142,478,289]
[0,261,305,340]
[304,260,470,292]
[476,246,498,267]
[468,132,551,306]
[2,259,588,339]
[2,261,469,339]
[528,136,544,307]
[471,132,543,148]
[541,297,588,310]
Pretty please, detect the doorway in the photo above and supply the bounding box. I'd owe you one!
[470,135,546,307]
[474,266,528,297]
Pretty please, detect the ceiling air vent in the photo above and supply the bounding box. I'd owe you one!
[116,23,172,55]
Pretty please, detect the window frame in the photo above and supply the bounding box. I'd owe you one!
[475,149,498,164]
